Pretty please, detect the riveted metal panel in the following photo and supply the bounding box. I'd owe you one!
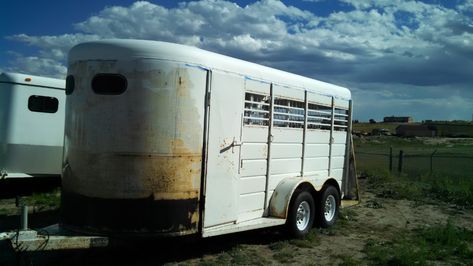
[304,157,330,172]
[331,156,346,170]
[272,128,303,143]
[242,127,268,142]
[239,192,265,214]
[271,143,302,159]
[268,173,298,191]
[306,130,331,143]
[331,168,344,180]
[334,98,350,109]
[305,144,330,157]
[307,92,332,106]
[271,158,301,175]
[244,78,270,95]
[332,144,347,156]
[240,143,267,160]
[240,159,267,177]
[333,131,348,143]
[238,176,266,195]
[273,84,305,100]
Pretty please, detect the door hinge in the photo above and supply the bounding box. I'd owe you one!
[206,92,211,106]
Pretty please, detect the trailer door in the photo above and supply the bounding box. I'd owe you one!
[203,72,244,228]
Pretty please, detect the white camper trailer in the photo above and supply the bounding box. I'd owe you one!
[62,39,353,239]
[0,72,65,179]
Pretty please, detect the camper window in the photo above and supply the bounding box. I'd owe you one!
[92,74,127,95]
[28,95,59,113]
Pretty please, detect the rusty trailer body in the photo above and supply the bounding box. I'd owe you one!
[62,39,353,238]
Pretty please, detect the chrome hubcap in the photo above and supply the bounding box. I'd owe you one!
[296,201,310,231]
[324,195,336,222]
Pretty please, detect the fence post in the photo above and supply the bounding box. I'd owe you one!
[430,149,437,175]
[389,146,393,172]
[398,150,404,173]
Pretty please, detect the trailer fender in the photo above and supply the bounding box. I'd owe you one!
[269,177,316,219]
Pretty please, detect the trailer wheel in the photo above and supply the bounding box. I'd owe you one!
[286,190,315,238]
[316,185,340,228]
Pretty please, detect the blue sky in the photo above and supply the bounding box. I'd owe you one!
[1,0,472,121]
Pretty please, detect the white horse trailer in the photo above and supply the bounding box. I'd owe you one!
[0,73,65,179]
[62,39,354,239]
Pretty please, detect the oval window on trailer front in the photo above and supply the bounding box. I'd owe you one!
[66,75,75,95]
[91,74,127,95]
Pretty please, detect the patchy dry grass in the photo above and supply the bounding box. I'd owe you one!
[205,245,271,266]
[364,221,473,265]
[23,188,61,211]
[363,169,473,209]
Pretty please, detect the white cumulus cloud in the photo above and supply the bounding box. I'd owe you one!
[4,0,473,120]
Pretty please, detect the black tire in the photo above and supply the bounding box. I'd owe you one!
[286,190,315,238]
[316,185,340,228]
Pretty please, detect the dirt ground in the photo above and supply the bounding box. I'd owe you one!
[1,178,472,266]
[305,179,473,265]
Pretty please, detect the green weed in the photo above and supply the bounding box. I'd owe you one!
[429,175,473,207]
[416,221,473,260]
[362,169,473,208]
[336,255,362,266]
[0,208,8,216]
[289,230,320,248]
[268,240,289,251]
[268,241,292,262]
[364,222,473,265]
[272,248,295,264]
[364,237,428,266]
[209,245,270,266]
[24,188,60,211]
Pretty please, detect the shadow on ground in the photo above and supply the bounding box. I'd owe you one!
[0,177,61,199]
[3,227,289,266]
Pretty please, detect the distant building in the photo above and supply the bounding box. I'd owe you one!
[396,124,436,137]
[383,116,413,123]
[434,123,473,137]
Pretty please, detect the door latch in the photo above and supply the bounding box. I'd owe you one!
[232,139,242,147]
[232,138,242,153]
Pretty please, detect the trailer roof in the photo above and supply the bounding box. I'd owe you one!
[69,39,350,100]
[0,72,65,90]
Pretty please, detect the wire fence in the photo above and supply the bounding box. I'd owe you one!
[355,149,473,179]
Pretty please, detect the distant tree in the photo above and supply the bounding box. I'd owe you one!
[353,120,359,124]
[369,119,376,124]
